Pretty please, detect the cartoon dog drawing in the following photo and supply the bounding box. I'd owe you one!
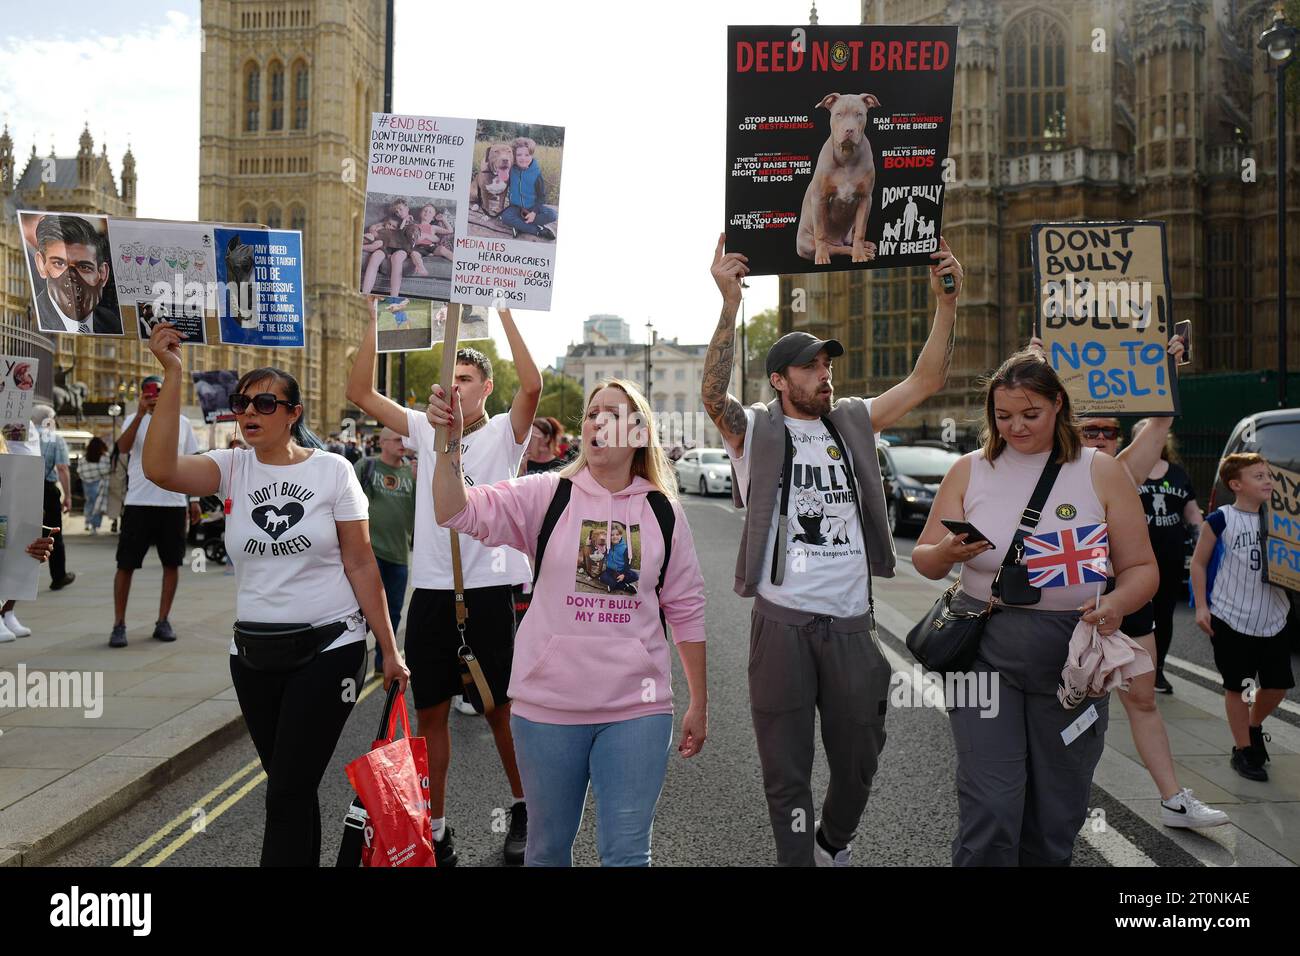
[796,92,882,265]
[917,216,935,240]
[263,512,293,534]
[1151,492,1167,516]
[882,220,900,242]
[790,487,850,545]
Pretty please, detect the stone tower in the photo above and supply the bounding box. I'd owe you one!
[197,0,387,431]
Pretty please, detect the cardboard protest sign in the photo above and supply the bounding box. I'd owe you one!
[213,228,305,347]
[1263,463,1300,594]
[18,211,125,336]
[110,218,217,345]
[0,357,37,441]
[0,453,44,601]
[724,25,958,277]
[363,112,563,310]
[1032,221,1178,416]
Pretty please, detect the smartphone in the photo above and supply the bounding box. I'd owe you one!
[1174,320,1191,366]
[941,519,993,547]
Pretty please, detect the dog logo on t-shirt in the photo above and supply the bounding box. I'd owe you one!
[252,502,305,540]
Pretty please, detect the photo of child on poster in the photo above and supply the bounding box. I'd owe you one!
[724,25,958,277]
[359,194,456,302]
[18,211,124,335]
[575,520,641,595]
[376,296,435,353]
[467,122,562,243]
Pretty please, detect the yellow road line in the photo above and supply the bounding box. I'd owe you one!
[129,673,386,867]
[113,758,262,866]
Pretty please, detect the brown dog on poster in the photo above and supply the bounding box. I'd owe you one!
[474,143,514,213]
[796,92,881,265]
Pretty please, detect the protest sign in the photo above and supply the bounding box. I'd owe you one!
[0,357,37,441]
[1032,221,1178,416]
[109,218,217,345]
[1263,463,1300,594]
[18,211,125,336]
[214,228,305,347]
[376,297,434,353]
[0,453,44,601]
[191,369,239,423]
[363,112,563,310]
[724,25,958,277]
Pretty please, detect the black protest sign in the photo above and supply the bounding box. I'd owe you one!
[724,24,958,277]
[1032,221,1178,416]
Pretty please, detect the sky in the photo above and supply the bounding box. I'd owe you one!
[0,0,864,368]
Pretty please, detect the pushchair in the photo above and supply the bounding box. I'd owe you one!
[187,494,228,564]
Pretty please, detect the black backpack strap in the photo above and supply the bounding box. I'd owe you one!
[770,427,795,586]
[647,491,676,639]
[1001,451,1064,571]
[361,457,376,498]
[532,477,573,587]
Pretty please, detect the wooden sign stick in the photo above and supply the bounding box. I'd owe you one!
[434,302,462,453]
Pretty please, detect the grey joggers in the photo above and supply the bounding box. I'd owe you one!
[748,594,892,867]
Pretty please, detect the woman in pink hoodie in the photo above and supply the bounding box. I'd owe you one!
[430,377,707,866]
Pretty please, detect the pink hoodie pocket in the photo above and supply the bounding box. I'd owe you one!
[515,633,666,714]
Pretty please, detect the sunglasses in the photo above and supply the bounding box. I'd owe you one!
[1081,426,1120,440]
[229,392,296,416]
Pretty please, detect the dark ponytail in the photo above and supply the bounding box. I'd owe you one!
[234,367,325,450]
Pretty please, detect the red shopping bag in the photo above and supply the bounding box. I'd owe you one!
[344,686,436,867]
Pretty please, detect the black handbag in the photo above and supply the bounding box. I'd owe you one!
[905,450,1063,672]
[232,616,357,672]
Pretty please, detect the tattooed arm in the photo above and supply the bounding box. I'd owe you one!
[869,235,962,433]
[703,234,751,457]
[427,384,468,525]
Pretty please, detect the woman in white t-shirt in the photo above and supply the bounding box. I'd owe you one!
[140,321,409,866]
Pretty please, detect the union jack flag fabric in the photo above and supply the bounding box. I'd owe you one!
[1021,523,1110,588]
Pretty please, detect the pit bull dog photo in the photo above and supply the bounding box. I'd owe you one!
[224,235,259,328]
[474,142,514,212]
[796,92,882,265]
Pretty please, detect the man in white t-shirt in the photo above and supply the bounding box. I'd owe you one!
[703,233,964,866]
[347,297,541,867]
[111,376,200,648]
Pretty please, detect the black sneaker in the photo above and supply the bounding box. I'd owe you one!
[434,825,458,868]
[1153,674,1173,694]
[1249,725,1272,764]
[50,572,76,591]
[537,224,556,240]
[1231,746,1268,782]
[109,623,127,648]
[152,619,177,642]
[503,802,527,866]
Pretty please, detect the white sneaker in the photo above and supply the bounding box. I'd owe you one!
[451,695,478,716]
[0,621,14,643]
[812,823,853,867]
[1161,788,1229,829]
[3,613,31,638]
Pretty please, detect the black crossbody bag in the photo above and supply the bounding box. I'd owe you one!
[905,450,1062,672]
[233,616,360,672]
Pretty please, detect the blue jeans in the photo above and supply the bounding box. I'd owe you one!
[599,567,639,591]
[82,479,105,529]
[511,713,672,866]
[373,557,408,672]
[500,204,557,236]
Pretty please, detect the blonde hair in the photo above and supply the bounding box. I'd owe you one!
[979,349,1081,465]
[560,378,678,499]
[512,137,537,156]
[1131,418,1181,464]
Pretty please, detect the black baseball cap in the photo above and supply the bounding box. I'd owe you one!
[766,331,844,376]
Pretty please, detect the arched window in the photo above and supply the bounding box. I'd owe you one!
[240,204,258,224]
[292,61,309,130]
[290,205,305,232]
[244,62,261,132]
[265,204,282,230]
[269,61,284,131]
[1003,13,1067,156]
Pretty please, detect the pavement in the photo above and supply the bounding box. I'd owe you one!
[7,498,1300,867]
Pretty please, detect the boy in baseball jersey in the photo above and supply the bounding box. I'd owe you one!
[1191,453,1294,782]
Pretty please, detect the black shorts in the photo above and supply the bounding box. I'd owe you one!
[1210,615,1295,692]
[404,585,516,711]
[116,505,188,570]
[1120,602,1155,638]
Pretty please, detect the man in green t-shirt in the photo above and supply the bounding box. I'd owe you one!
[355,427,416,676]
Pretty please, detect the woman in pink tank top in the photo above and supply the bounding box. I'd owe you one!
[912,350,1157,866]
